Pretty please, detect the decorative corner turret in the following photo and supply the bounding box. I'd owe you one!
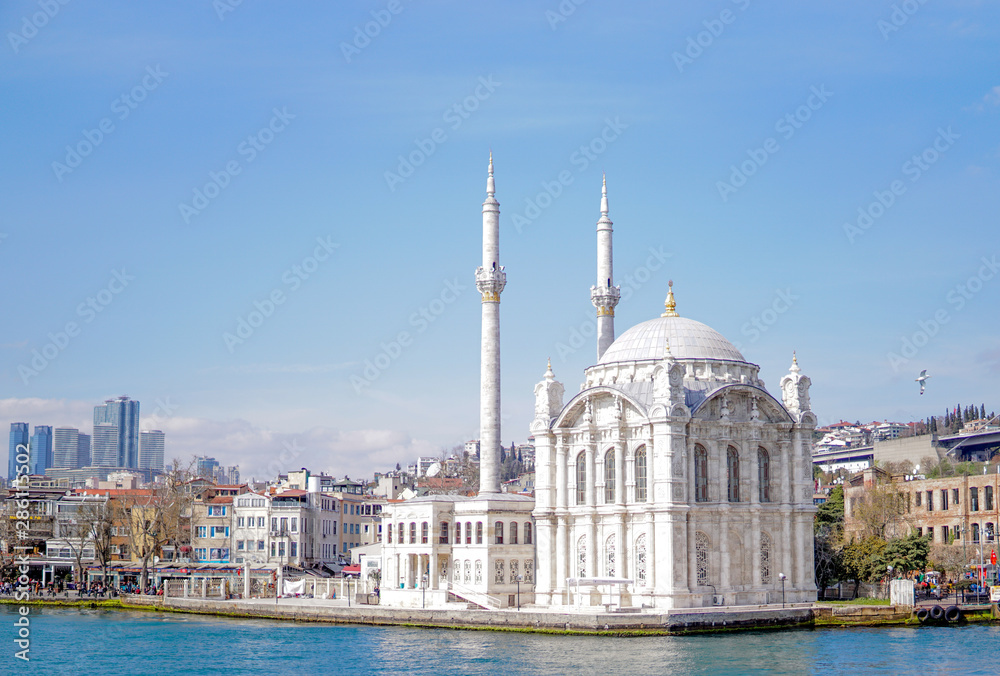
[533,358,565,424]
[780,351,812,422]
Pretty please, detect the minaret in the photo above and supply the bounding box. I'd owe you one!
[475,153,505,494]
[590,174,620,361]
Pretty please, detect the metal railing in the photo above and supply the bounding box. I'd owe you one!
[447,581,501,610]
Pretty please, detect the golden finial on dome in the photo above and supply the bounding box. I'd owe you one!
[661,280,679,317]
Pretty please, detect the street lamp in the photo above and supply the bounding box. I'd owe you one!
[778,573,787,608]
[515,574,523,610]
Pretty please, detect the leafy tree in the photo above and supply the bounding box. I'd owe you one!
[815,485,844,533]
[841,536,887,598]
[814,532,844,598]
[878,533,930,575]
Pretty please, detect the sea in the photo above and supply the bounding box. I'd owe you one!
[4,606,999,675]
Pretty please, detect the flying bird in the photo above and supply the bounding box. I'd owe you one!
[915,370,930,395]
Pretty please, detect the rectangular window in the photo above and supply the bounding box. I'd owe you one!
[258,516,265,528]
[271,542,276,556]
[915,492,921,507]
[237,516,245,527]
[271,517,278,532]
[237,540,245,551]
[258,540,265,551]
[942,525,949,543]
[290,542,297,557]
[196,526,207,538]
[953,488,960,505]
[916,527,922,537]
[280,517,288,533]
[291,517,297,533]
[278,542,285,557]
[971,487,979,511]
[987,486,994,511]
[941,490,948,510]
[926,491,933,511]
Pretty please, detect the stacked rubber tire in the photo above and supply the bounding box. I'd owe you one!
[916,605,962,623]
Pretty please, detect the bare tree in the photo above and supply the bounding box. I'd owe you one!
[847,481,910,541]
[121,469,192,590]
[79,498,117,588]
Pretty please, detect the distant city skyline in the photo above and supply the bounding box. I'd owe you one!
[2,2,998,482]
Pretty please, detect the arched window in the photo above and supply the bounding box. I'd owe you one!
[387,522,392,544]
[695,445,708,503]
[987,523,996,543]
[758,447,771,503]
[605,449,616,503]
[466,521,472,545]
[727,446,740,502]
[475,522,483,544]
[421,522,429,544]
[605,534,616,577]
[973,523,981,542]
[510,522,518,545]
[524,522,533,545]
[635,446,647,502]
[495,521,504,544]
[408,522,416,544]
[576,536,587,577]
[576,452,587,505]
[635,534,647,585]
[398,522,404,544]
[454,522,461,544]
[760,531,772,584]
[696,532,709,585]
[439,521,449,544]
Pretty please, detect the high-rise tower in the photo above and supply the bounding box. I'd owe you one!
[8,423,29,480]
[475,153,505,494]
[590,174,620,361]
[94,396,140,468]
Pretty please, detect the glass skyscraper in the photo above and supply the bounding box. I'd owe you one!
[8,422,29,480]
[139,430,165,471]
[29,425,53,476]
[77,433,91,467]
[92,424,119,467]
[93,396,140,468]
[53,427,80,468]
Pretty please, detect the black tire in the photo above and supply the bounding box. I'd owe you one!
[945,605,961,622]
[916,608,929,622]
[929,605,944,620]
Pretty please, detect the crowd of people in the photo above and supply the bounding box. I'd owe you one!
[0,579,162,597]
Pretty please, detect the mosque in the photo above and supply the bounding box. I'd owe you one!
[380,157,818,610]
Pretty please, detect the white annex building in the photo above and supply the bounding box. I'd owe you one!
[381,157,818,610]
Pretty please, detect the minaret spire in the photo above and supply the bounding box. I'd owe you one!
[591,174,621,361]
[475,153,505,494]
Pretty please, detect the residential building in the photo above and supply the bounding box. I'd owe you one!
[191,495,234,563]
[232,491,271,565]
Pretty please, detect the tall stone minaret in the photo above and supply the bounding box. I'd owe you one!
[475,153,505,494]
[590,174,620,361]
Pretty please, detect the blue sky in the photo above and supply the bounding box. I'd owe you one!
[2,1,998,479]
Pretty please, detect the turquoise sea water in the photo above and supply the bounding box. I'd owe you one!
[4,606,999,675]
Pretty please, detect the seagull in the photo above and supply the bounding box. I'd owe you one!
[915,370,931,395]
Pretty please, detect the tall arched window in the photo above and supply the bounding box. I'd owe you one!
[758,447,771,503]
[510,522,518,545]
[605,449,616,503]
[475,521,482,544]
[635,534,647,585]
[454,522,461,544]
[439,521,449,544]
[524,522,533,545]
[635,446,647,502]
[409,522,416,544]
[727,446,740,502]
[387,522,392,544]
[696,531,709,585]
[760,531,772,584]
[576,452,587,505]
[972,523,980,542]
[695,445,708,503]
[420,521,428,544]
[398,522,404,543]
[494,521,504,545]
[466,521,472,545]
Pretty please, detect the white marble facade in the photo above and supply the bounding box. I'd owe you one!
[530,309,819,609]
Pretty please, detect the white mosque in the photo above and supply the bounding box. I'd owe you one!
[380,157,818,610]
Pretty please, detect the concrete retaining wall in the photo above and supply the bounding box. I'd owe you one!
[162,597,815,634]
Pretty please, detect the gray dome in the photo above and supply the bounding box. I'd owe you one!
[597,316,745,364]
